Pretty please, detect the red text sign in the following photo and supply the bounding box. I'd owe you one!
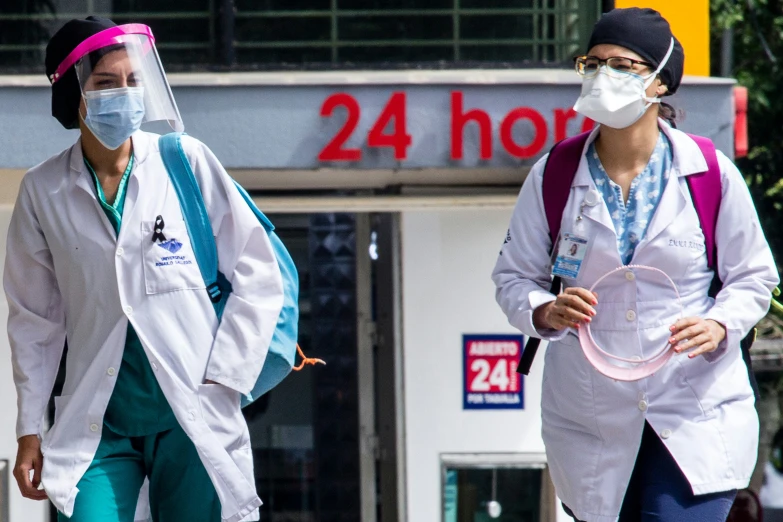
[318,91,594,162]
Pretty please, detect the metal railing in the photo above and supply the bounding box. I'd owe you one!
[0,0,600,70]
[0,0,217,70]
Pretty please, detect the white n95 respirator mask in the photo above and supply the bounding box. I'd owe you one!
[574,38,674,129]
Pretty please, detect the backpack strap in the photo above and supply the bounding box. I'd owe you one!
[518,131,593,376]
[684,134,721,271]
[158,133,224,307]
[542,132,594,244]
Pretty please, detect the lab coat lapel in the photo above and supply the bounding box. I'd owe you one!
[571,148,616,236]
[635,123,705,255]
[580,189,616,235]
[635,166,686,254]
[69,140,118,241]
[118,131,153,237]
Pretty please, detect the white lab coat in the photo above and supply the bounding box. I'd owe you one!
[4,130,284,522]
[492,123,779,522]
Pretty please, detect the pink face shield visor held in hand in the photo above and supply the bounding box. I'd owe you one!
[50,23,184,134]
[578,265,682,382]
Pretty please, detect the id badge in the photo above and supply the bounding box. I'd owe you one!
[551,233,589,279]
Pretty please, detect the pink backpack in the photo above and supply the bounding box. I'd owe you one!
[518,132,758,393]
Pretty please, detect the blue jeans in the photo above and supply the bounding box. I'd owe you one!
[564,422,737,521]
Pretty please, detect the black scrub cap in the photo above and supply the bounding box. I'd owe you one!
[45,16,117,129]
[586,7,685,95]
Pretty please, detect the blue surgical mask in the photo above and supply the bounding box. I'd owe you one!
[82,87,145,150]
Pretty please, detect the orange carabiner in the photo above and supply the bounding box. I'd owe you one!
[293,344,326,371]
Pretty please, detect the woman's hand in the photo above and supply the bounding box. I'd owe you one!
[533,288,598,331]
[14,435,47,501]
[669,318,727,358]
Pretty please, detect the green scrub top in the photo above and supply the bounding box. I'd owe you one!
[85,155,177,436]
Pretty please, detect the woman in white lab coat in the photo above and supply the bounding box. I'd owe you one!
[493,8,778,522]
[4,17,283,522]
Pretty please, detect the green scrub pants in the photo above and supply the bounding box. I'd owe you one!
[58,424,222,522]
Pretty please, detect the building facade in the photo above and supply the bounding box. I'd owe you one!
[0,2,760,522]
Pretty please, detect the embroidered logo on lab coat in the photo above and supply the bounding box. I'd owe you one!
[153,238,193,267]
[157,238,183,254]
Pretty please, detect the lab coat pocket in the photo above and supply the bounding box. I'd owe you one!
[142,220,205,295]
[541,336,598,430]
[53,394,72,427]
[197,384,250,452]
[641,222,707,284]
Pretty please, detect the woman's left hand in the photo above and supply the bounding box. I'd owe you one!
[669,318,727,359]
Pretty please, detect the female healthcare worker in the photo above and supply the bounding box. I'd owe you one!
[492,8,779,522]
[3,17,284,522]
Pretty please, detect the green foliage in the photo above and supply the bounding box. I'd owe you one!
[711,0,783,264]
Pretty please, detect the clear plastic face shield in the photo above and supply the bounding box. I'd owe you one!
[51,24,183,133]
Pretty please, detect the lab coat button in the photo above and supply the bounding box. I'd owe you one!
[151,361,158,371]
[638,400,648,412]
[90,424,99,432]
[631,356,642,362]
[626,310,636,321]
[188,411,196,421]
[661,429,672,439]
[625,271,636,281]
[116,248,124,257]
[124,306,133,315]
[107,367,116,376]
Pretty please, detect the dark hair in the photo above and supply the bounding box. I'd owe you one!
[87,43,127,71]
[659,102,677,128]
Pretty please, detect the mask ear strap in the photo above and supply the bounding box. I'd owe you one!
[653,38,675,76]
[643,37,675,101]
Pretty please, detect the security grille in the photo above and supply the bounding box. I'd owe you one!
[0,0,600,71]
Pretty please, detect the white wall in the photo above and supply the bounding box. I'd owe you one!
[0,205,48,522]
[400,208,568,522]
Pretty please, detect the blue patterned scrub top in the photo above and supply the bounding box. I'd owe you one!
[586,131,673,265]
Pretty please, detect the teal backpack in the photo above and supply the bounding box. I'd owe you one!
[158,133,316,407]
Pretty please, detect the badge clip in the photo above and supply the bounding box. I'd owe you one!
[577,189,601,222]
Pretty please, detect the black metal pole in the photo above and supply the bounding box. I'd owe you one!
[218,0,236,67]
[721,27,734,77]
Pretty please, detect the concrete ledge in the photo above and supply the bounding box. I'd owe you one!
[0,71,737,88]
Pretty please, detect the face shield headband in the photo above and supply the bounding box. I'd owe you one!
[578,265,682,382]
[50,24,155,85]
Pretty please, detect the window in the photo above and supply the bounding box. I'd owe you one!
[442,454,558,522]
[0,0,215,71]
[1,1,600,72]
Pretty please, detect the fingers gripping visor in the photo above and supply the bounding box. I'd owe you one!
[50,24,183,133]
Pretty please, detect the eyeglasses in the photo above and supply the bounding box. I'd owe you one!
[574,56,654,78]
